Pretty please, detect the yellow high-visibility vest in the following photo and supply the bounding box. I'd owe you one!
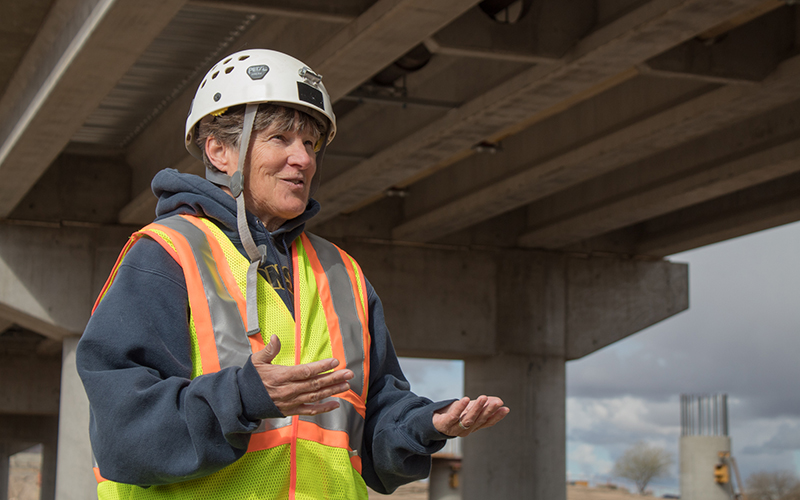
[92,214,371,500]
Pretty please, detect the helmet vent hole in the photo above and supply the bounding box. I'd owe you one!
[224,57,232,64]
[239,55,250,61]
[212,71,219,79]
[200,80,206,88]
[225,67,234,74]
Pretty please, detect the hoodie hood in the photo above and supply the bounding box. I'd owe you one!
[151,168,320,247]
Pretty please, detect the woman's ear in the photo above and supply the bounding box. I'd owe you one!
[205,136,237,175]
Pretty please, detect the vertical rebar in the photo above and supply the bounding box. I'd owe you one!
[714,395,718,436]
[681,393,729,436]
[723,394,729,436]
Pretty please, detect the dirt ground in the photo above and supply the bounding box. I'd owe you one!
[369,481,429,499]
[368,482,638,499]
[568,484,639,500]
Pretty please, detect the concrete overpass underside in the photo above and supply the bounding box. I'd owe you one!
[0,0,796,498]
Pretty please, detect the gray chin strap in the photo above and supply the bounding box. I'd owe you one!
[207,102,266,337]
[204,105,332,336]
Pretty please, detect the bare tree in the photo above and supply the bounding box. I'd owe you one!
[747,470,800,500]
[612,441,672,495]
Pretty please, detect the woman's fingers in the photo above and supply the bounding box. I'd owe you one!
[252,344,354,415]
[434,395,510,437]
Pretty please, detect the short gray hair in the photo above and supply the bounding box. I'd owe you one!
[195,103,325,171]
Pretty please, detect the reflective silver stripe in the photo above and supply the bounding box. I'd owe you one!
[254,416,293,433]
[305,233,366,396]
[156,216,252,369]
[300,398,365,455]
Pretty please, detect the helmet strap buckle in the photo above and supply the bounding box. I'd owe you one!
[230,171,244,198]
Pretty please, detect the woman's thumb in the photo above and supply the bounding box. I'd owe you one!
[255,334,281,364]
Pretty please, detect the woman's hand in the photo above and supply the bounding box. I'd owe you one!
[432,395,509,437]
[252,335,354,416]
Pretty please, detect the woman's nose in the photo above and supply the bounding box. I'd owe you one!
[287,140,314,169]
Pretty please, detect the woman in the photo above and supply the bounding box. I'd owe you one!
[78,49,508,500]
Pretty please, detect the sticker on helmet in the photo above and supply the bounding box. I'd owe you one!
[297,82,324,110]
[247,65,270,80]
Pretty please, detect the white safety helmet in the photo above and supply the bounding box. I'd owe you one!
[185,48,336,161]
[184,49,337,338]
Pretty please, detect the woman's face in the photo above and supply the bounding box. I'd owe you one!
[210,122,319,231]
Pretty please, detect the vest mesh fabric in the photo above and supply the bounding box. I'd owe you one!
[294,440,368,500]
[96,446,293,500]
[188,315,203,378]
[295,238,335,365]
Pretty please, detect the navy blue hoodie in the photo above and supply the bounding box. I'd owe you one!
[77,169,452,493]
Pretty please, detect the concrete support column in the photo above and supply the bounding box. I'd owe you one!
[41,441,58,500]
[462,354,566,500]
[54,337,96,500]
[0,444,9,500]
[429,456,462,500]
[680,436,732,500]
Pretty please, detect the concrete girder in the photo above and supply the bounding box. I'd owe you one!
[187,0,360,23]
[339,240,687,359]
[119,0,479,226]
[423,36,556,65]
[306,0,484,102]
[311,0,765,228]
[395,51,800,244]
[0,0,188,218]
[398,73,710,223]
[644,4,795,83]
[0,416,59,500]
[517,99,800,249]
[10,153,132,225]
[620,171,800,256]
[0,223,131,341]
[563,256,688,359]
[0,353,61,415]
[427,0,594,62]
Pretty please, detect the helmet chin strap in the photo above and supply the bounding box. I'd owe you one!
[205,104,331,336]
[230,103,266,336]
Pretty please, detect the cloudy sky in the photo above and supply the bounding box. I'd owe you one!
[400,219,800,496]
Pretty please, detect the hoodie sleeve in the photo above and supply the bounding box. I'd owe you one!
[76,237,283,486]
[358,280,455,494]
